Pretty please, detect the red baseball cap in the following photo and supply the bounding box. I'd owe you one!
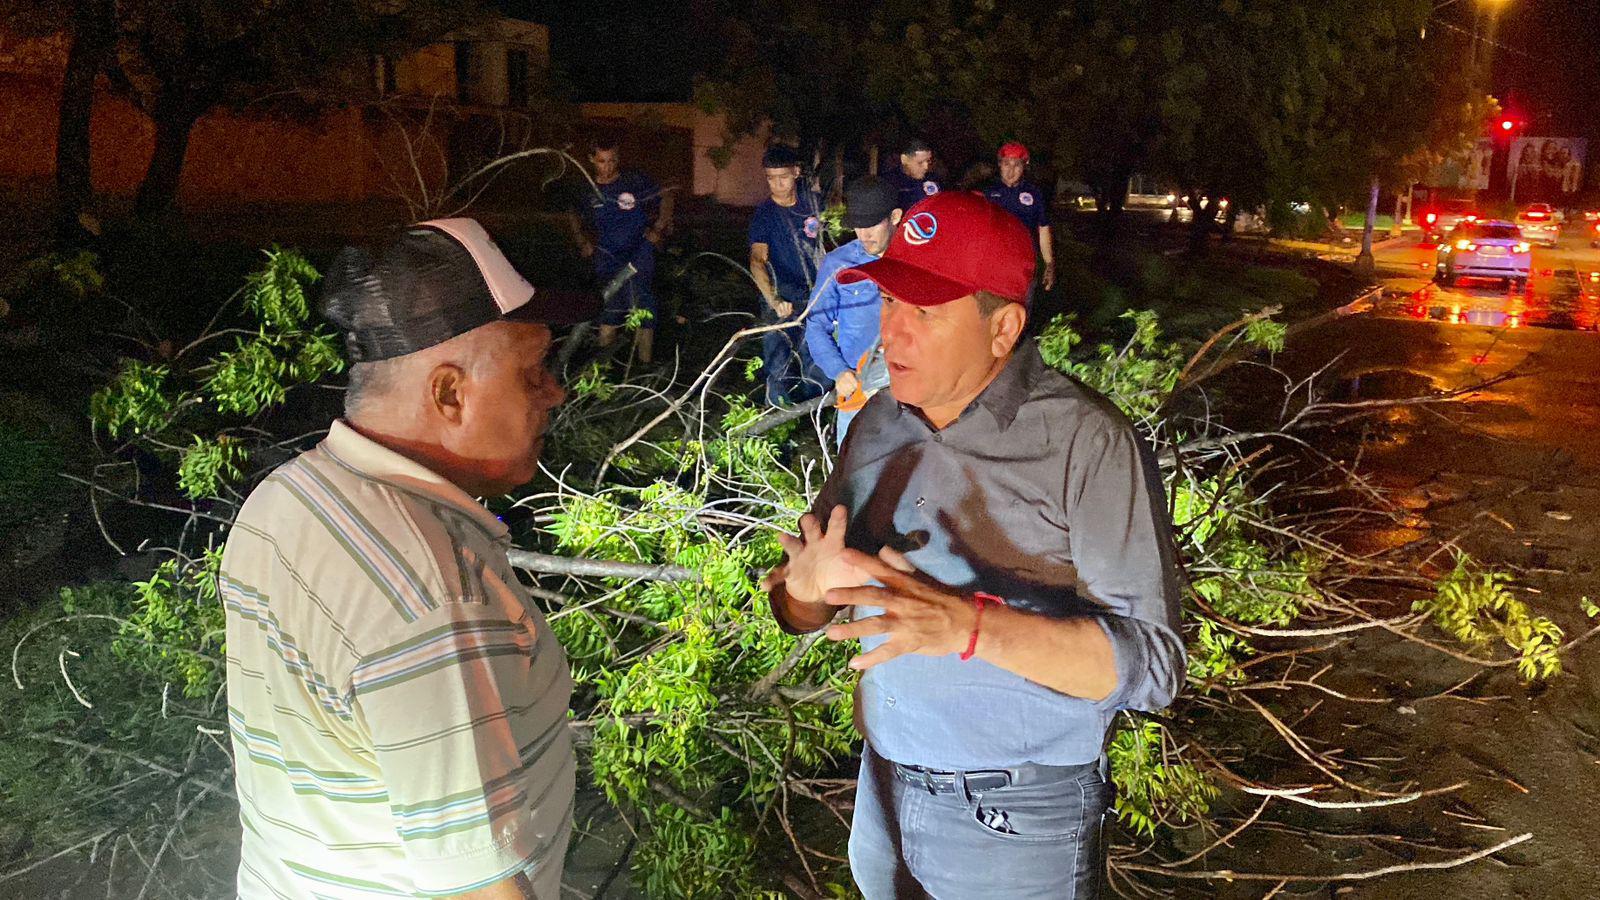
[837,191,1036,307]
[998,141,1030,161]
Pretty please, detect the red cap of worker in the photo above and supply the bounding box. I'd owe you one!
[998,141,1030,162]
[837,191,1036,307]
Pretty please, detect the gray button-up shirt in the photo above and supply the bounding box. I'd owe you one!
[813,342,1185,770]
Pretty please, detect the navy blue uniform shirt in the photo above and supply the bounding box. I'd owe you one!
[748,192,823,304]
[586,172,660,255]
[883,168,941,214]
[984,179,1050,231]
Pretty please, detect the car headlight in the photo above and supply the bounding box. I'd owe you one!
[1454,239,1475,251]
[1513,242,1530,253]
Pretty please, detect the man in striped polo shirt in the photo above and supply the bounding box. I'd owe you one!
[221,219,592,899]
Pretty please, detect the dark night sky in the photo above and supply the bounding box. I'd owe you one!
[502,0,709,102]
[1486,0,1600,139]
[505,0,1600,148]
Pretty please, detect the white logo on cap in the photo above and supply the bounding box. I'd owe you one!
[903,211,938,246]
[618,192,637,211]
[923,181,939,196]
[1020,192,1034,206]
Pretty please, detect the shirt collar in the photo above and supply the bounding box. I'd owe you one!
[321,420,510,541]
[898,342,1038,433]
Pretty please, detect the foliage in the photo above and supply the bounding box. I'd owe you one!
[89,247,342,500]
[1108,719,1221,838]
[1416,554,1564,682]
[701,0,1491,220]
[0,580,228,863]
[0,394,79,556]
[117,550,227,699]
[0,248,106,326]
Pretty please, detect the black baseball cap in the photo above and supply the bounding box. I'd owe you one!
[842,176,899,228]
[321,218,597,363]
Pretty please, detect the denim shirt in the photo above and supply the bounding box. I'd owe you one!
[813,343,1185,770]
[804,239,884,381]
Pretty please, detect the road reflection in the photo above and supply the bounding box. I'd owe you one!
[1379,247,1600,331]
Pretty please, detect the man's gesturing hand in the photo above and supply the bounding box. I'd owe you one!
[760,505,869,606]
[822,547,979,670]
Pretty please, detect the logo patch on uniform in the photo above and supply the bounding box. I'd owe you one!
[903,211,938,246]
[803,215,821,239]
[617,192,637,211]
[1020,192,1034,206]
[923,181,939,196]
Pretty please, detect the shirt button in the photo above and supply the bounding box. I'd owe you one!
[885,696,896,707]
[915,497,926,507]
[933,433,943,443]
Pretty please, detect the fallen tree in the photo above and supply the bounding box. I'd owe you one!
[2,246,1579,898]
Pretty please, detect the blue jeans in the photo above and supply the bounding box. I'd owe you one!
[835,406,858,450]
[760,303,824,406]
[849,746,1109,899]
[596,242,656,327]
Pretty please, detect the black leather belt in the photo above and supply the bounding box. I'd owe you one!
[891,760,1097,795]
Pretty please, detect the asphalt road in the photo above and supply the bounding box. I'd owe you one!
[1373,227,1600,330]
[1249,228,1600,898]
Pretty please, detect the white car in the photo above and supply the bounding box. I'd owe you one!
[1516,204,1561,246]
[1435,221,1531,288]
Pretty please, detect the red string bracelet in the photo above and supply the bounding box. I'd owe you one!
[960,591,1007,661]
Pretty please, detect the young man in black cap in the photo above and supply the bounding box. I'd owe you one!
[882,137,941,213]
[221,219,589,900]
[748,144,825,405]
[804,176,900,448]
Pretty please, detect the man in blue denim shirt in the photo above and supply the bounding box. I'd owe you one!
[805,176,901,448]
[764,192,1184,898]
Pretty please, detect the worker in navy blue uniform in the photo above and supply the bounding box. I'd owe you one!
[749,144,825,406]
[882,137,941,214]
[805,176,900,449]
[570,137,674,364]
[983,141,1056,291]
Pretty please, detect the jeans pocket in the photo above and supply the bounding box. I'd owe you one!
[969,777,1092,844]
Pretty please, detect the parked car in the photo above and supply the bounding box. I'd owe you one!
[1591,218,1600,248]
[1516,203,1561,246]
[1422,198,1478,242]
[1435,220,1531,288]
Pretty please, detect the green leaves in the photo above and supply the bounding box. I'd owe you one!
[1415,554,1564,682]
[90,361,184,438]
[243,246,320,330]
[1108,718,1220,838]
[177,435,250,500]
[117,549,226,700]
[90,247,342,499]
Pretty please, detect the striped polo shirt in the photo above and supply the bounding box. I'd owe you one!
[221,420,574,899]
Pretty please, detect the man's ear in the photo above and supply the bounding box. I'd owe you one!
[429,363,468,425]
[890,209,904,226]
[989,303,1028,358]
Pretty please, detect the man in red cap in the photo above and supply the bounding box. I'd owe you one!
[763,192,1183,897]
[983,141,1056,291]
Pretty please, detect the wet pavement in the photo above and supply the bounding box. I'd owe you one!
[1373,229,1600,332]
[1234,229,1600,898]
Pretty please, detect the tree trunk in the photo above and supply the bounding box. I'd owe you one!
[1188,194,1213,253]
[1354,176,1379,277]
[133,99,201,218]
[55,0,114,242]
